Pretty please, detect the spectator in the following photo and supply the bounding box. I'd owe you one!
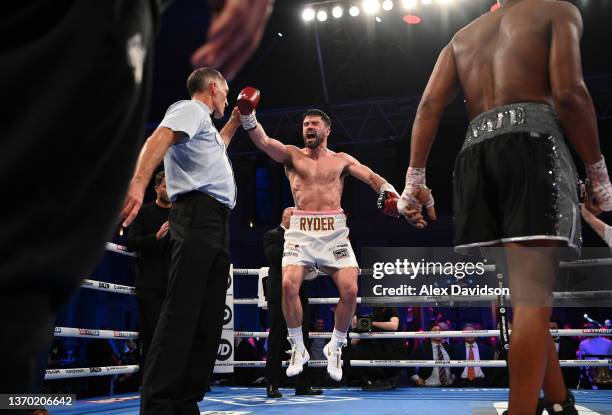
[116,340,141,393]
[353,307,402,391]
[451,323,493,387]
[126,170,171,377]
[550,318,579,388]
[410,323,453,386]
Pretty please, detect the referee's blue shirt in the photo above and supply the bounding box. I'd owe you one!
[160,99,236,209]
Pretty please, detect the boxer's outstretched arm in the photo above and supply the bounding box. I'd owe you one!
[549,2,601,165]
[409,44,459,168]
[247,123,292,163]
[342,153,390,192]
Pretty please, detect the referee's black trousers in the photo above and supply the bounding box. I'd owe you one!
[141,192,230,415]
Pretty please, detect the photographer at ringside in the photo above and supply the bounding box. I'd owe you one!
[351,306,402,391]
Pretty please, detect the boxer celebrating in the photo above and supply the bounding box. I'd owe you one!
[238,89,399,381]
[398,1,610,414]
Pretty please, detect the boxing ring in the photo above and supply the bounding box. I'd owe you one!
[45,243,612,414]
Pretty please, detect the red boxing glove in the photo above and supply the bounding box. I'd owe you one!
[237,87,260,115]
[377,183,400,218]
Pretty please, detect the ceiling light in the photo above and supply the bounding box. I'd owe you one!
[363,0,380,14]
[302,8,315,21]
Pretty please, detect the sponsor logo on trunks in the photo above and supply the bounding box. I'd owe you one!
[333,248,350,260]
[299,217,335,231]
[223,305,233,325]
[283,251,299,257]
[336,243,348,248]
[217,339,233,361]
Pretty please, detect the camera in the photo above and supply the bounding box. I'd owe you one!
[355,315,373,332]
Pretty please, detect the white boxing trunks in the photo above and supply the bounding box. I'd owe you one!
[282,210,358,279]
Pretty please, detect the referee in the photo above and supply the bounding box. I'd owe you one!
[122,67,240,414]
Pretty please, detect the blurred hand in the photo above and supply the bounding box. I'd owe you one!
[229,106,241,124]
[121,177,146,227]
[191,0,275,81]
[156,221,170,240]
[400,186,437,229]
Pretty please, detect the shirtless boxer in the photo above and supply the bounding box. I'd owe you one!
[397,1,612,414]
[238,94,400,381]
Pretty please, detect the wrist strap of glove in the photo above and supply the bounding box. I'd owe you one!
[240,112,258,131]
[379,183,397,195]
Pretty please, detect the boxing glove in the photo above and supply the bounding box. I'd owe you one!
[377,183,400,218]
[237,87,260,130]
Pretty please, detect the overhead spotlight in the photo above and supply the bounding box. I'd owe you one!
[382,0,394,10]
[317,9,328,21]
[363,0,380,14]
[375,16,382,22]
[277,32,283,37]
[302,7,315,21]
[349,5,361,16]
[402,0,417,9]
[332,5,344,18]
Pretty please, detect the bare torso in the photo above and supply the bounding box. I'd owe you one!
[452,0,560,119]
[284,147,350,211]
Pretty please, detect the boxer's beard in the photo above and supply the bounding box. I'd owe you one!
[303,132,322,148]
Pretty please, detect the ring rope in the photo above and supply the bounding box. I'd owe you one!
[105,242,137,257]
[349,359,612,368]
[81,279,136,295]
[54,327,138,340]
[51,327,611,341]
[43,358,611,380]
[45,365,139,380]
[234,329,612,339]
[233,290,612,306]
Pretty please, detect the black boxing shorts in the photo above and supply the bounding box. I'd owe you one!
[453,102,581,257]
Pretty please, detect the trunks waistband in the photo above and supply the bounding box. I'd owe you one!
[462,102,563,151]
[292,209,344,216]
